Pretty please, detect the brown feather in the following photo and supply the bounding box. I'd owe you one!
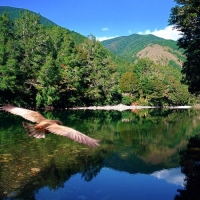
[46,124,100,147]
[23,122,46,138]
[2,105,46,123]
[2,105,100,147]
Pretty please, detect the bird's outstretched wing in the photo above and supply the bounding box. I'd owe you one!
[46,124,100,147]
[2,105,46,123]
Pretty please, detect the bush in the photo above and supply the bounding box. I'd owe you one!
[122,96,132,105]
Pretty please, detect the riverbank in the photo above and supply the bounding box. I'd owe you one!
[68,104,192,111]
[0,104,194,111]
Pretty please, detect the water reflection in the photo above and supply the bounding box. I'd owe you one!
[35,168,183,200]
[174,135,200,200]
[152,168,185,187]
[0,108,200,199]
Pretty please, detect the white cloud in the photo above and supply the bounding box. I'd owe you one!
[151,167,185,187]
[138,26,182,41]
[97,26,181,42]
[102,27,109,31]
[96,36,119,41]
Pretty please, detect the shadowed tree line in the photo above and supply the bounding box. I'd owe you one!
[169,0,200,96]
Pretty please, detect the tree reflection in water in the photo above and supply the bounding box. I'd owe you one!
[10,149,107,200]
[175,135,200,200]
[1,108,200,199]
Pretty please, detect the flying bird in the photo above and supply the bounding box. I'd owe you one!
[2,105,100,147]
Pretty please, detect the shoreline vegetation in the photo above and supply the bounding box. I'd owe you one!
[68,104,193,111]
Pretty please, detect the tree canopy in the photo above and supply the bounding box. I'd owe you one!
[119,58,192,106]
[0,11,195,108]
[0,11,120,108]
[169,0,200,94]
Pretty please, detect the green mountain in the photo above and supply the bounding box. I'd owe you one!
[0,6,86,45]
[101,34,185,70]
[0,6,57,26]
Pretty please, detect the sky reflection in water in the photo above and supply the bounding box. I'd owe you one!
[36,167,184,200]
[152,168,185,187]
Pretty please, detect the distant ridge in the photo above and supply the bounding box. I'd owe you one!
[0,6,57,26]
[102,34,185,70]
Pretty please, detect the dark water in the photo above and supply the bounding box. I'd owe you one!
[1,108,200,200]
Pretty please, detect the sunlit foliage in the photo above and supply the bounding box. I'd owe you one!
[0,11,195,107]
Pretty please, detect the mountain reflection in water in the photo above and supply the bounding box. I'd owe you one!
[1,108,200,199]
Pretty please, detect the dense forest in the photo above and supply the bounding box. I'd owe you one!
[0,10,195,108]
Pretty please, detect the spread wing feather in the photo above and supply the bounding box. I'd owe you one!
[3,105,100,148]
[2,105,46,123]
[46,124,100,147]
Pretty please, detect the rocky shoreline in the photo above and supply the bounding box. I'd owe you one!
[68,104,192,111]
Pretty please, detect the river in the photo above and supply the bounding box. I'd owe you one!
[0,108,200,199]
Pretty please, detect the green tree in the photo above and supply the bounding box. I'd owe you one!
[169,0,200,94]
[0,12,13,65]
[0,11,49,106]
[46,26,82,107]
[0,12,122,107]
[14,11,48,97]
[132,58,191,106]
[77,35,120,105]
[133,58,155,78]
[120,72,138,93]
[36,54,61,107]
[0,13,21,104]
[142,79,166,105]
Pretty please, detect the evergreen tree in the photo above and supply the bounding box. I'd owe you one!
[36,54,61,107]
[77,35,119,105]
[46,26,82,107]
[0,13,20,104]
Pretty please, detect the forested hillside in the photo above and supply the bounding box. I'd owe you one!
[0,11,123,108]
[0,6,86,45]
[0,9,195,108]
[0,6,57,26]
[101,34,185,70]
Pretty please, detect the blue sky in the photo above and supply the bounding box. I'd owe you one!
[0,0,180,41]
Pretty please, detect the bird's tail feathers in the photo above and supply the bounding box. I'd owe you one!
[22,122,46,139]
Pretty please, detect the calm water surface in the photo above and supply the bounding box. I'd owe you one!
[1,108,200,200]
